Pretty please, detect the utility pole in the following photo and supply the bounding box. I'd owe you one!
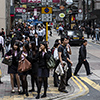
[87,0,89,20]
[83,0,85,21]
[83,0,85,26]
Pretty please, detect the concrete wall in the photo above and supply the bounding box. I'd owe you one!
[0,0,6,32]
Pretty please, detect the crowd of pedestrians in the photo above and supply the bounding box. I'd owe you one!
[0,22,93,99]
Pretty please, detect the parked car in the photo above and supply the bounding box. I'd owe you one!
[65,30,84,45]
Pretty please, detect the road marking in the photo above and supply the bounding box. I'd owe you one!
[80,77,100,91]
[89,40,100,46]
[71,76,83,95]
[74,76,89,95]
[56,75,89,100]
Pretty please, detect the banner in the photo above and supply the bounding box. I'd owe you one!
[28,0,41,3]
[21,0,27,3]
[53,0,60,3]
[15,7,26,13]
[21,0,41,3]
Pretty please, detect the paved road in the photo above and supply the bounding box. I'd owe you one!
[0,30,100,100]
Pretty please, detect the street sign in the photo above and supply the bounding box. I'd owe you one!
[41,7,52,14]
[42,0,52,6]
[15,7,26,13]
[28,0,41,3]
[53,0,60,3]
[59,13,65,18]
[78,9,82,13]
[66,0,73,5]
[21,0,41,3]
[42,14,52,22]
[34,9,37,16]
[21,0,27,3]
[75,14,83,20]
[60,5,65,10]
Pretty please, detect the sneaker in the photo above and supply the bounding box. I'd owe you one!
[11,90,15,93]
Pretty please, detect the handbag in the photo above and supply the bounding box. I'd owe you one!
[18,58,32,73]
[2,57,12,66]
[46,55,56,69]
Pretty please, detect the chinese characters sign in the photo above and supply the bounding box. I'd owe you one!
[21,0,41,3]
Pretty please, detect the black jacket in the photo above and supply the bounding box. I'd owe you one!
[32,36,40,47]
[35,51,51,68]
[79,45,86,60]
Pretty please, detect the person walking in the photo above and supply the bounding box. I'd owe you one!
[91,27,95,40]
[0,33,4,57]
[66,43,72,86]
[19,43,31,96]
[74,40,92,76]
[28,42,38,92]
[5,42,21,93]
[95,26,100,42]
[5,35,11,53]
[53,42,60,87]
[86,25,91,38]
[58,36,73,93]
[35,42,50,99]
[58,23,64,37]
[32,33,40,50]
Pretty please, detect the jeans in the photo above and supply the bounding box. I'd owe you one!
[96,34,99,41]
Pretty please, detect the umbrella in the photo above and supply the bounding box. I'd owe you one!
[30,23,37,26]
[34,20,43,24]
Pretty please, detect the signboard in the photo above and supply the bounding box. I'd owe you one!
[53,0,60,3]
[41,7,52,14]
[21,0,41,3]
[34,9,37,16]
[59,13,65,18]
[60,5,65,10]
[15,13,22,19]
[78,9,82,13]
[28,0,41,3]
[21,0,27,3]
[42,14,52,22]
[15,8,26,13]
[42,0,52,6]
[75,14,83,20]
[66,0,73,5]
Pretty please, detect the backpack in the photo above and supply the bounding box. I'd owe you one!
[46,54,56,69]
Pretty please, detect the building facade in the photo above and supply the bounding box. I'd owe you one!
[0,0,11,35]
[0,0,6,33]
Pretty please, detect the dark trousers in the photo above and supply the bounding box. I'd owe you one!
[54,60,60,86]
[87,33,90,38]
[0,44,4,57]
[74,59,90,75]
[66,63,72,84]
[59,71,67,91]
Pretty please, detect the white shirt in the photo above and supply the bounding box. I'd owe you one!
[0,36,4,46]
[35,38,38,46]
[43,28,46,36]
[54,48,59,60]
[58,26,63,31]
[38,30,43,36]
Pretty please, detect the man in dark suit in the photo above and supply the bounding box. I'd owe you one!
[74,40,92,76]
[32,33,40,49]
